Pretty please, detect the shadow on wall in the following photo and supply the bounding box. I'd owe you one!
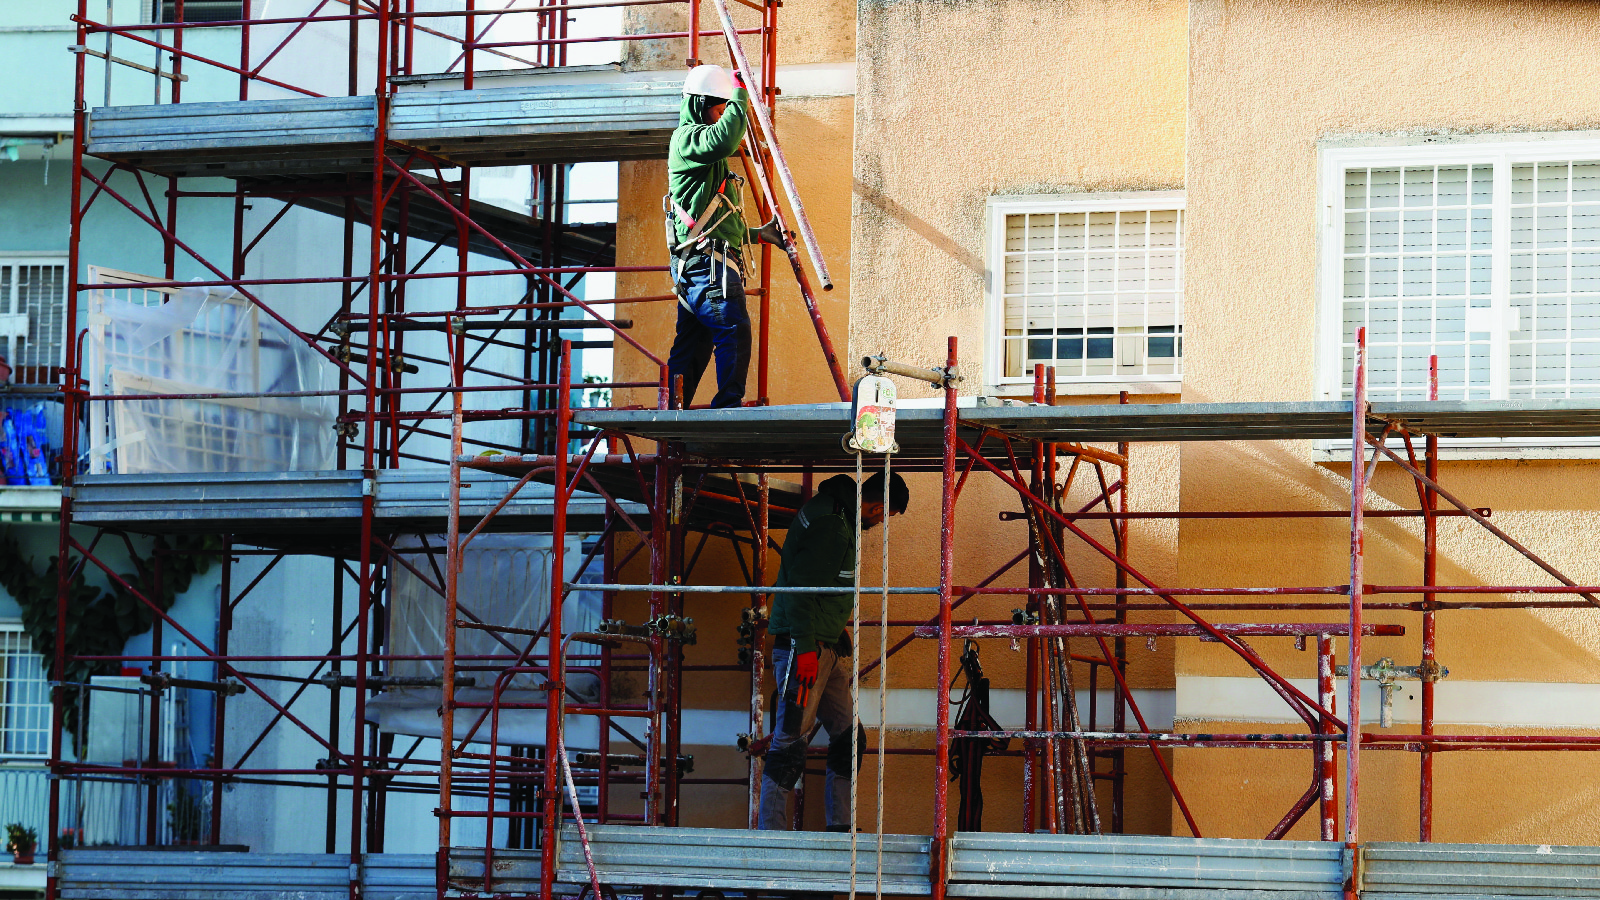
[1177,430,1600,681]
[852,177,984,276]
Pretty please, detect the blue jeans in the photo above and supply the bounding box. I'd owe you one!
[667,252,751,409]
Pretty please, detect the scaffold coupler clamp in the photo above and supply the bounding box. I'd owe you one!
[737,732,772,758]
[645,614,697,644]
[860,353,962,389]
[1336,656,1450,727]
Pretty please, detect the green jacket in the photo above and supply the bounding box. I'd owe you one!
[770,475,857,651]
[667,88,750,250]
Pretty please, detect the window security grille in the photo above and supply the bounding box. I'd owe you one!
[1335,152,1600,401]
[1508,161,1600,399]
[996,205,1184,385]
[1,626,50,758]
[0,261,66,384]
[157,1,245,23]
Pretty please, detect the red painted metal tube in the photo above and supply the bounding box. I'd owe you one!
[1346,328,1367,876]
[958,586,1347,596]
[68,538,350,760]
[1039,508,1486,520]
[1420,354,1439,843]
[72,268,669,293]
[954,731,1341,743]
[854,549,1029,680]
[1367,438,1600,609]
[915,624,1405,639]
[383,160,663,366]
[1318,634,1337,841]
[538,344,572,900]
[1369,585,1600,595]
[957,441,1339,731]
[932,338,957,899]
[78,21,323,98]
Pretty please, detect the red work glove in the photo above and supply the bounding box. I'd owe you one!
[733,70,746,87]
[793,649,819,710]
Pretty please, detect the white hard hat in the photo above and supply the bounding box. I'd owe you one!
[682,64,736,101]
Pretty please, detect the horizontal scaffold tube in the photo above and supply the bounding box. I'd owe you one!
[956,730,1344,743]
[567,583,939,594]
[918,623,1407,638]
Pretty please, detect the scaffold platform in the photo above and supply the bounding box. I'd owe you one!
[68,469,632,541]
[54,832,1600,899]
[572,398,1600,468]
[86,78,682,177]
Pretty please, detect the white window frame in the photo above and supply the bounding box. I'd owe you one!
[1318,132,1600,401]
[0,622,51,760]
[0,254,68,379]
[1318,132,1600,455]
[985,191,1186,396]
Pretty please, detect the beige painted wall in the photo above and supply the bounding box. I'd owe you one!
[1178,0,1600,842]
[842,0,1190,836]
[850,0,1187,383]
[610,0,1600,843]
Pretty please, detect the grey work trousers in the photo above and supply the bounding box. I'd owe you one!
[757,642,853,830]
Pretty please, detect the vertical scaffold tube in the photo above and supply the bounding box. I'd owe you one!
[540,343,573,900]
[1420,354,1439,842]
[1345,328,1367,886]
[50,8,91,896]
[933,336,957,900]
[1318,634,1337,841]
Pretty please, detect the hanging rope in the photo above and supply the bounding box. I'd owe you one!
[876,449,890,900]
[850,450,863,900]
[554,635,604,900]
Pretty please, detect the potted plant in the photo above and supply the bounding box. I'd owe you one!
[167,790,203,845]
[5,823,37,865]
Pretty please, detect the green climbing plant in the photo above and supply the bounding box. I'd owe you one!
[0,528,223,753]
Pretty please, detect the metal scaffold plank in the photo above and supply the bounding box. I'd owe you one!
[86,80,681,176]
[68,469,635,538]
[946,832,1344,897]
[57,850,434,900]
[573,399,1600,466]
[554,825,934,894]
[1360,841,1600,897]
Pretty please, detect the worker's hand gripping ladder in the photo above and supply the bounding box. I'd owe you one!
[708,0,852,401]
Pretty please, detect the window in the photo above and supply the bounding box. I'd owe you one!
[1,625,50,758]
[987,193,1184,391]
[0,259,66,385]
[151,1,245,23]
[84,267,334,475]
[1322,136,1600,402]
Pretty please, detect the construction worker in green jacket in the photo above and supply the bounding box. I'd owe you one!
[664,64,754,409]
[759,471,910,830]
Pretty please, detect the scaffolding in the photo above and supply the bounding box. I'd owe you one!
[45,1,1600,899]
[52,0,847,897]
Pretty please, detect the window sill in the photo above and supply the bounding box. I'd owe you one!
[986,379,1181,399]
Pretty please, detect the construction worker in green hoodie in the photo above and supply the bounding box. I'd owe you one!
[664,64,759,409]
[759,471,910,831]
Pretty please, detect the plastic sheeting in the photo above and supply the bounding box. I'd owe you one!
[84,268,334,475]
[373,533,604,748]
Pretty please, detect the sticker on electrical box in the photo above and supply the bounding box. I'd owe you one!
[847,373,898,454]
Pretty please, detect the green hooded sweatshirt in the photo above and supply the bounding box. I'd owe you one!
[769,474,858,651]
[667,88,750,251]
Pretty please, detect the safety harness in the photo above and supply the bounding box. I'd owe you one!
[664,172,747,308]
[664,171,745,255]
